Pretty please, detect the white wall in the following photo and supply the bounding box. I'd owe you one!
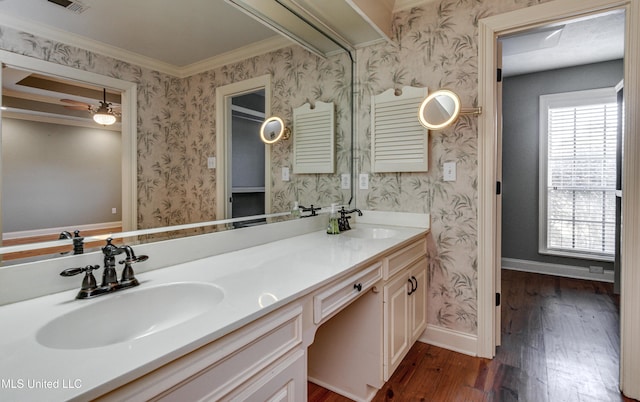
[2,118,121,233]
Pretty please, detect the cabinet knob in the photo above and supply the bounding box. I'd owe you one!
[354,283,362,292]
[407,278,414,295]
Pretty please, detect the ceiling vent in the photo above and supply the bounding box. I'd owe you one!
[47,0,90,14]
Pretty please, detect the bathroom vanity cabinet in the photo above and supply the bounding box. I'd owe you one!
[308,236,428,401]
[98,235,428,402]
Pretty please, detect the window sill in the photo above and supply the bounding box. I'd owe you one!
[539,248,614,262]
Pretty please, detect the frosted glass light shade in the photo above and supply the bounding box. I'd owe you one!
[93,112,117,125]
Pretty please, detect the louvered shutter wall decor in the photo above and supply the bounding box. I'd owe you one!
[371,86,428,173]
[293,101,335,174]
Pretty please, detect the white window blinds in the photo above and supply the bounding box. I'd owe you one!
[539,88,618,259]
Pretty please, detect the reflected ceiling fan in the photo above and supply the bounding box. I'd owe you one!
[61,88,121,125]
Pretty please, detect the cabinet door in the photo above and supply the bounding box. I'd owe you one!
[227,350,306,402]
[383,272,410,380]
[409,259,428,342]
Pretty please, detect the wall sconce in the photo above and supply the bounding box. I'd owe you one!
[418,89,482,130]
[260,116,291,144]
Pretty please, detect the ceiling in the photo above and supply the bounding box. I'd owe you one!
[501,10,625,77]
[0,0,280,69]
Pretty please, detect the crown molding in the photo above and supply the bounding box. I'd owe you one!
[0,13,182,77]
[3,109,121,132]
[178,36,292,78]
[0,13,292,79]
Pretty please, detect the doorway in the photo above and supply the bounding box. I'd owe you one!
[478,0,640,399]
[0,50,137,244]
[499,12,623,286]
[215,75,271,222]
[229,90,266,225]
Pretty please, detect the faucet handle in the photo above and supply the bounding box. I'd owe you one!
[60,265,99,277]
[61,265,100,294]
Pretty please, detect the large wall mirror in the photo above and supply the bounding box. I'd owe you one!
[0,0,354,264]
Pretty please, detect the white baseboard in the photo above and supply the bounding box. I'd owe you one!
[3,221,122,240]
[419,324,478,357]
[502,257,614,283]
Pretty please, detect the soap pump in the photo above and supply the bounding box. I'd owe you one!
[327,203,340,235]
[291,201,301,219]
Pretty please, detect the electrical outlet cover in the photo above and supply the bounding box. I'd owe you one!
[359,173,369,190]
[443,162,456,182]
[341,174,350,189]
[207,156,216,169]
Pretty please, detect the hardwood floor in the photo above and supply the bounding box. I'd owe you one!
[309,270,635,401]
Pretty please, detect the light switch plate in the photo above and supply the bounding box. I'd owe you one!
[443,162,456,182]
[207,156,216,169]
[341,174,350,189]
[359,173,369,190]
[282,167,290,181]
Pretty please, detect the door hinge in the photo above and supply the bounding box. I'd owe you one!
[496,293,501,307]
[496,181,502,195]
[497,68,503,83]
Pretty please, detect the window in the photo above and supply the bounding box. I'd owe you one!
[539,88,618,261]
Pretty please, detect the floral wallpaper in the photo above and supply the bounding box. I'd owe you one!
[0,26,351,229]
[355,0,551,334]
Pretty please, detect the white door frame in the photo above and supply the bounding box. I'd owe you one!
[215,75,271,220]
[477,0,640,398]
[0,50,138,233]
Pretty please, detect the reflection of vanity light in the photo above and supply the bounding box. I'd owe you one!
[258,292,278,308]
[260,116,291,144]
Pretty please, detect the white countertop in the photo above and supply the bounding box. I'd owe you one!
[0,222,427,401]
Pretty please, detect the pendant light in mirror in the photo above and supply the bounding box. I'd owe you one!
[93,88,117,126]
[260,116,291,144]
[418,89,481,130]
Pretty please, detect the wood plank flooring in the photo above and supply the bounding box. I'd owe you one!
[309,270,635,401]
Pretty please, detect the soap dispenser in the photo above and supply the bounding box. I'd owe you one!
[327,203,340,235]
[291,201,301,219]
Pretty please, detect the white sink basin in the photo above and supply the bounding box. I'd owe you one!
[36,282,224,349]
[342,227,398,239]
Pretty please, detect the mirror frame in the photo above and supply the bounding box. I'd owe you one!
[0,49,138,234]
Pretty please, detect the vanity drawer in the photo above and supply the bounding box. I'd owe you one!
[384,238,426,280]
[313,262,382,324]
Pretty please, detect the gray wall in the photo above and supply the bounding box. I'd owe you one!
[502,59,623,270]
[2,118,121,233]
